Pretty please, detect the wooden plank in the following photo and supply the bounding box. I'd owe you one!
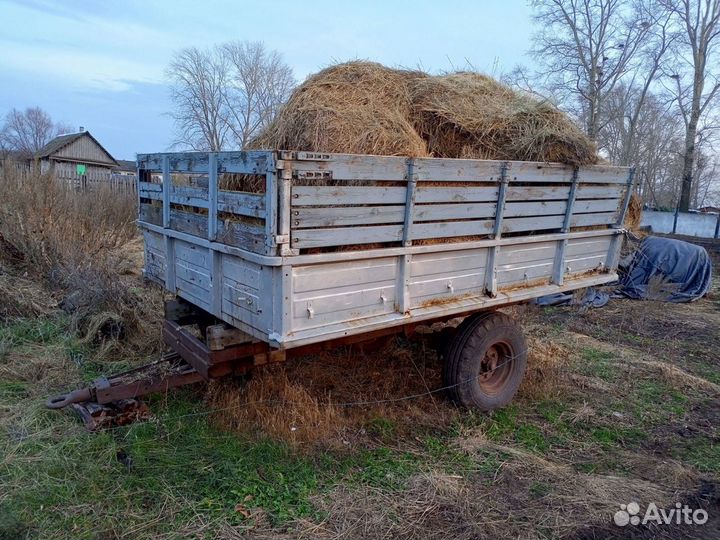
[292,284,395,319]
[507,162,627,184]
[409,270,486,300]
[505,161,575,183]
[162,156,170,227]
[172,185,208,208]
[497,242,557,265]
[411,219,494,240]
[291,154,408,181]
[413,158,502,182]
[410,249,489,278]
[575,184,625,199]
[416,186,499,203]
[578,165,632,184]
[175,276,211,310]
[413,202,496,222]
[218,190,266,218]
[292,199,617,228]
[506,185,570,201]
[206,324,253,351]
[139,203,162,226]
[139,151,272,175]
[142,183,267,218]
[292,186,407,206]
[208,153,218,241]
[294,205,405,228]
[497,261,554,285]
[290,182,623,207]
[174,240,210,269]
[169,209,208,238]
[216,219,266,252]
[292,224,403,248]
[223,258,262,290]
[174,261,210,291]
[139,181,162,195]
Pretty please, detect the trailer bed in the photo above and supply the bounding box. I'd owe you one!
[137,151,633,349]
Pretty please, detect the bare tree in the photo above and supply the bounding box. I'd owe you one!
[0,107,71,157]
[530,0,653,141]
[661,0,720,211]
[222,41,295,148]
[167,47,230,151]
[167,41,295,151]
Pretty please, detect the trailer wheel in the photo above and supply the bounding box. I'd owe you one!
[444,311,527,410]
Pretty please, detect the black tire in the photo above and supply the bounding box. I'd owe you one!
[443,311,527,410]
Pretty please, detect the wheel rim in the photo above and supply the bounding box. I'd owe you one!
[477,341,514,396]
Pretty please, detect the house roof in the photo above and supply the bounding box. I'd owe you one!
[115,159,137,172]
[35,131,118,166]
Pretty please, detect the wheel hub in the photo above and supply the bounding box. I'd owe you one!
[477,342,513,395]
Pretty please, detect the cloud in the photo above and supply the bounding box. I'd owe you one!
[0,0,180,92]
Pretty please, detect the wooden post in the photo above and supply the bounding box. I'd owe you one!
[614,168,636,228]
[485,162,508,297]
[553,168,579,285]
[402,158,417,247]
[161,155,176,293]
[207,153,218,241]
[264,152,278,256]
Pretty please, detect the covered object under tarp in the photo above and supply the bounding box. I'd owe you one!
[619,236,712,302]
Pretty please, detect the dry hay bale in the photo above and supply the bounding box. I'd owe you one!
[409,72,598,165]
[251,62,597,167]
[249,61,429,157]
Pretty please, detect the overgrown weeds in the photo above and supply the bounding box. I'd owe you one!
[0,164,162,356]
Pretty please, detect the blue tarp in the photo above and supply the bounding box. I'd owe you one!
[619,236,712,302]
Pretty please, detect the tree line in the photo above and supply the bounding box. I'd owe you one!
[5,3,715,211]
[515,0,720,211]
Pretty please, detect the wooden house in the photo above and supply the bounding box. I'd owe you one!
[35,130,118,184]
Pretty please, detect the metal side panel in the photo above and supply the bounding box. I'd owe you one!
[142,230,166,285]
[565,235,613,274]
[408,248,489,308]
[290,257,398,332]
[496,240,558,289]
[172,239,212,312]
[219,254,274,338]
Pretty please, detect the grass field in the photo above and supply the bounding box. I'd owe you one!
[1,169,718,538]
[1,249,719,539]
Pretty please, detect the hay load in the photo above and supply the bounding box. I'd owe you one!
[409,72,598,165]
[252,62,428,157]
[250,61,598,165]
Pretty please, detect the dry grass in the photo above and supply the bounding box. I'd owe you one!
[206,337,457,447]
[0,165,163,355]
[252,62,429,158]
[625,192,643,231]
[518,336,572,400]
[250,61,597,167]
[410,72,597,165]
[206,320,576,447]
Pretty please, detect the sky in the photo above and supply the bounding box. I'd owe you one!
[0,0,534,160]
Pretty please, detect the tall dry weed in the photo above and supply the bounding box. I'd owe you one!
[0,163,162,355]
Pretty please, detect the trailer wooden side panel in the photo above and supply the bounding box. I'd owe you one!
[137,151,634,349]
